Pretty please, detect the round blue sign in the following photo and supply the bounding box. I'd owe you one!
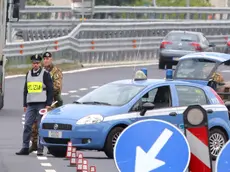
[216,140,230,172]
[114,119,191,172]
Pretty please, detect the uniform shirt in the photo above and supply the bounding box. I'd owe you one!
[23,67,53,107]
[45,63,63,95]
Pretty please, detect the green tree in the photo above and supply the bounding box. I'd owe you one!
[26,0,52,6]
[25,0,53,19]
[156,0,211,7]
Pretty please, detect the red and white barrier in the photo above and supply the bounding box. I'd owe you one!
[186,127,212,172]
[76,153,83,172]
[82,159,88,172]
[90,166,96,172]
[70,147,77,166]
[66,141,72,159]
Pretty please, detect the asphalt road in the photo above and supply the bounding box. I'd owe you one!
[1,64,229,172]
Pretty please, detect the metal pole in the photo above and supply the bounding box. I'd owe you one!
[0,0,8,109]
[186,0,190,19]
[82,0,84,22]
[0,0,7,58]
[7,0,12,42]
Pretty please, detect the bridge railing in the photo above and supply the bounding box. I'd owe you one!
[19,6,230,20]
[3,21,229,66]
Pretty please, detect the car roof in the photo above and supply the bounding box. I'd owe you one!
[168,30,201,35]
[180,52,230,63]
[108,79,207,88]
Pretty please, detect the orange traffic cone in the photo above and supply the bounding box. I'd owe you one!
[76,153,83,172]
[65,142,72,159]
[69,147,77,167]
[90,166,96,172]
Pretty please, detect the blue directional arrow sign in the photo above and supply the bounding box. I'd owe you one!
[114,119,191,172]
[216,140,230,172]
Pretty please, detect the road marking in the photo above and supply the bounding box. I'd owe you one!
[41,163,52,167]
[79,88,88,91]
[22,117,25,120]
[91,86,99,89]
[20,114,56,172]
[5,62,157,79]
[45,170,56,172]
[69,90,77,93]
[37,156,48,160]
[221,70,230,73]
[70,95,80,98]
[61,92,69,96]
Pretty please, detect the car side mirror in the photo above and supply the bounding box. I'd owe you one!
[209,43,216,47]
[140,102,155,116]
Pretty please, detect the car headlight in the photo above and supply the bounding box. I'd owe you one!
[76,114,104,125]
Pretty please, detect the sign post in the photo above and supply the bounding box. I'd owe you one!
[114,119,190,172]
[183,105,213,172]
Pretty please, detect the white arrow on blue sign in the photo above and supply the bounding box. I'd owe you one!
[114,119,191,172]
[216,140,230,172]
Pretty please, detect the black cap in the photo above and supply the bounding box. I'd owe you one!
[31,54,42,62]
[43,52,52,58]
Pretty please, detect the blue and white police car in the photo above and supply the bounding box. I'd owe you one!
[39,64,230,160]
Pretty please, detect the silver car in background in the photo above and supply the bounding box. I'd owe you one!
[158,30,215,69]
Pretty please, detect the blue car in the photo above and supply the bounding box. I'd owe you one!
[40,63,230,161]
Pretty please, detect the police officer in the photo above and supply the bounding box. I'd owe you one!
[16,54,53,156]
[29,51,63,154]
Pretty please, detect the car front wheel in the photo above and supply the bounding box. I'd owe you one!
[209,128,228,160]
[47,146,67,157]
[104,127,124,159]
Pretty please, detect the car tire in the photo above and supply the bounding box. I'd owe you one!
[47,146,67,157]
[104,127,125,159]
[209,128,228,160]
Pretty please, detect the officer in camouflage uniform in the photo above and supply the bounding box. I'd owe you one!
[29,52,63,153]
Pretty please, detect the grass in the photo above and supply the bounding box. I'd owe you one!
[5,61,84,76]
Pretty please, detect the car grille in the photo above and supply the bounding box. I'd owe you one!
[42,123,72,130]
[43,138,70,144]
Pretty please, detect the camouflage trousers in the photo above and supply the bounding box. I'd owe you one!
[30,99,63,144]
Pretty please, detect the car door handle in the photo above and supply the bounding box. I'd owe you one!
[207,109,213,113]
[169,112,177,116]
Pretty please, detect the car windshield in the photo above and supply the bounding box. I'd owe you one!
[76,83,145,106]
[174,58,216,80]
[166,32,199,42]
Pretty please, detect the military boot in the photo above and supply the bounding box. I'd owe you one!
[29,142,38,153]
[15,148,29,155]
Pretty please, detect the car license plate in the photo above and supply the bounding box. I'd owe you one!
[48,131,62,138]
[173,57,180,61]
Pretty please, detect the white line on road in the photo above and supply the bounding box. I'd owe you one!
[20,114,56,172]
[37,156,48,160]
[69,90,77,93]
[45,170,56,172]
[61,92,69,96]
[22,117,25,121]
[5,62,157,79]
[91,86,99,89]
[41,163,52,167]
[70,95,80,98]
[79,88,88,91]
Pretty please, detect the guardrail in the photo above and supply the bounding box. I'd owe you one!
[3,21,229,66]
[11,19,199,41]
[19,6,230,20]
